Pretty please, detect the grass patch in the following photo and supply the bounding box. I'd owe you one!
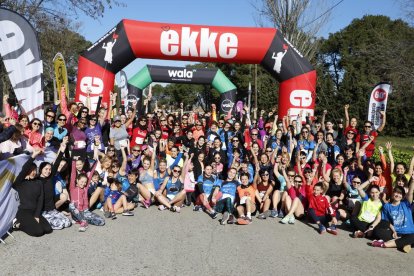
[376,136,413,154]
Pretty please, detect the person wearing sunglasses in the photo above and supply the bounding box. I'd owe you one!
[126,146,142,172]
[296,126,315,163]
[155,165,186,212]
[85,116,104,159]
[131,115,148,148]
[28,118,44,149]
[255,168,275,219]
[370,175,414,252]
[53,115,68,142]
[355,111,386,158]
[70,119,88,159]
[194,164,222,218]
[44,110,57,130]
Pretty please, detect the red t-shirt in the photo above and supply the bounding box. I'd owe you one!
[308,194,331,216]
[344,126,358,135]
[356,130,378,158]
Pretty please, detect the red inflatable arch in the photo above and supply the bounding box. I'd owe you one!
[76,20,316,118]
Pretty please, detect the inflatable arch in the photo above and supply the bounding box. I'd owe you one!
[76,20,316,118]
[127,65,236,114]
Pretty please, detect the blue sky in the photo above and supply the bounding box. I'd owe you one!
[76,0,404,80]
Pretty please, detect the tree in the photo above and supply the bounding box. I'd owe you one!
[0,0,123,106]
[253,0,333,59]
[317,15,414,136]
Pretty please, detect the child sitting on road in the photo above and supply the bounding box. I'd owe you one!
[236,172,258,225]
[308,182,339,235]
[104,179,135,219]
[69,169,105,232]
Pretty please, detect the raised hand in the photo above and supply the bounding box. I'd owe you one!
[385,141,392,151]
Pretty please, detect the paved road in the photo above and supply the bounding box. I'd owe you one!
[1,207,413,275]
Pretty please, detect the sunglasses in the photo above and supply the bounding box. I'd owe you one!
[90,118,97,121]
[132,149,141,152]
[46,114,55,118]
[364,125,372,128]
[261,173,269,176]
[352,181,361,184]
[78,121,86,124]
[32,122,41,126]
[108,149,115,152]
[58,118,66,121]
[266,150,273,152]
[294,180,302,183]
[81,111,88,113]
[288,174,295,177]
[182,117,188,120]
[173,169,181,173]
[214,157,221,159]
[302,131,308,134]
[251,133,258,136]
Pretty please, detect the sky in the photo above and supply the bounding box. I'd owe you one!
[76,0,404,81]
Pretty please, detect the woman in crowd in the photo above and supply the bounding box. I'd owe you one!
[12,149,53,237]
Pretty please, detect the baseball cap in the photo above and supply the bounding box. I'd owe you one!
[113,115,121,122]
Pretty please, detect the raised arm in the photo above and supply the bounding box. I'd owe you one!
[321,110,327,131]
[407,171,414,203]
[386,142,394,173]
[377,111,386,133]
[119,146,127,176]
[150,142,157,172]
[409,147,414,176]
[125,108,136,128]
[344,104,350,128]
[358,175,378,199]
[13,149,41,187]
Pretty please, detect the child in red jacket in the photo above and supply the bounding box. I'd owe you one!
[308,182,338,235]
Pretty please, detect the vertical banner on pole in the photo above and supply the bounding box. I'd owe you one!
[0,8,44,120]
[53,53,69,99]
[367,83,392,130]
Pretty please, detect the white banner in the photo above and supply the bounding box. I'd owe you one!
[0,8,44,121]
[0,154,30,239]
[367,83,392,130]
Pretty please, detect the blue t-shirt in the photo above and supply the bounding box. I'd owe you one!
[166,177,183,196]
[116,173,130,192]
[382,200,414,235]
[197,174,221,195]
[220,180,239,203]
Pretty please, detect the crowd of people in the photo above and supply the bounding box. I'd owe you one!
[2,86,414,253]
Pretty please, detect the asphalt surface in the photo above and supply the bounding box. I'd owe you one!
[1,207,414,275]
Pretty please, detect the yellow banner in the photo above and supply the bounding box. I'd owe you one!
[53,53,69,99]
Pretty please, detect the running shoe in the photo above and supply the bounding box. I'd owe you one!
[110,212,117,220]
[142,199,151,209]
[245,217,252,224]
[288,216,295,224]
[221,212,230,225]
[318,224,326,234]
[227,214,237,224]
[278,210,285,218]
[158,205,167,211]
[280,215,290,224]
[370,240,385,248]
[104,211,111,218]
[193,205,202,212]
[78,226,87,232]
[326,224,338,235]
[12,218,19,230]
[352,230,364,238]
[269,209,278,218]
[209,211,218,219]
[122,210,134,216]
[257,213,266,220]
[174,206,181,213]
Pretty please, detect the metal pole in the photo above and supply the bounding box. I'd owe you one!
[254,64,258,120]
[247,82,252,116]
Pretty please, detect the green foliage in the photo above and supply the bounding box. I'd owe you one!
[372,149,412,168]
[317,15,414,136]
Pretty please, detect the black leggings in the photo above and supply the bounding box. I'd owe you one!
[308,208,333,227]
[16,209,53,237]
[350,215,371,232]
[373,221,414,249]
[214,197,234,214]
